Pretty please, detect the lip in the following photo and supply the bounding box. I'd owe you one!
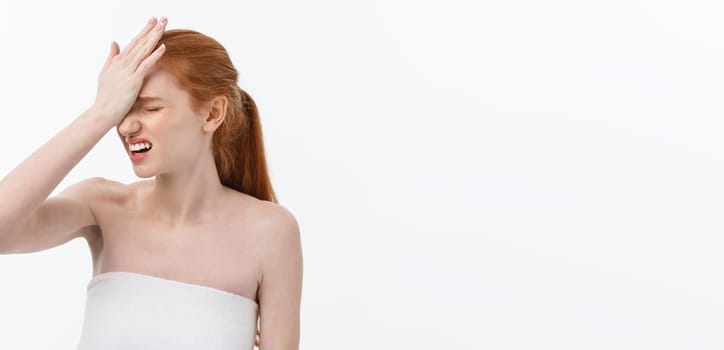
[127,137,151,146]
[129,147,151,162]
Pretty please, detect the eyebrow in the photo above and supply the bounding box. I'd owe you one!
[137,96,163,102]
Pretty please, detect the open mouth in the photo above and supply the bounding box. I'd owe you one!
[130,143,153,155]
[132,147,152,155]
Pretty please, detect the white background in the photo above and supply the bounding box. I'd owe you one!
[0,0,723,349]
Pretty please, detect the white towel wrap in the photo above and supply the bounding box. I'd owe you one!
[76,271,258,350]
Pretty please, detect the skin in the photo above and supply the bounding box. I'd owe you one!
[0,16,301,349]
[107,20,302,350]
[106,59,303,350]
[115,65,231,227]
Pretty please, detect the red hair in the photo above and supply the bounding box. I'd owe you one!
[155,29,277,204]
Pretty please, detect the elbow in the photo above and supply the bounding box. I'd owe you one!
[0,233,17,255]
[0,219,22,255]
[0,208,18,239]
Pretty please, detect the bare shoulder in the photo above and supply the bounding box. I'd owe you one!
[57,177,136,222]
[57,176,119,203]
[245,199,300,239]
[232,194,301,252]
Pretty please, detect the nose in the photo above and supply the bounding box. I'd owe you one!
[116,109,143,137]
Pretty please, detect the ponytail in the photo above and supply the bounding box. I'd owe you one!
[212,86,277,203]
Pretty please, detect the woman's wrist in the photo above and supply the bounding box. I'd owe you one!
[80,105,120,131]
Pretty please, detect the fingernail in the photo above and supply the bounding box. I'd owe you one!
[156,17,166,30]
[148,16,156,24]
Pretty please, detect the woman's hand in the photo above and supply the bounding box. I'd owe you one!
[91,16,167,124]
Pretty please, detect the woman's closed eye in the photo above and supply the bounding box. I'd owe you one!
[145,107,162,112]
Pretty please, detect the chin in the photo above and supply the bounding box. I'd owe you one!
[133,169,157,179]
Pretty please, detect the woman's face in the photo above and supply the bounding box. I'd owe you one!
[115,67,209,178]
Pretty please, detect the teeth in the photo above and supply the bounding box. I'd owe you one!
[129,142,151,152]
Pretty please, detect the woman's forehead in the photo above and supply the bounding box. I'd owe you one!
[139,68,186,101]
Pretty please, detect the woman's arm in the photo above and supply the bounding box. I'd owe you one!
[0,17,167,249]
[257,205,303,350]
[0,109,111,252]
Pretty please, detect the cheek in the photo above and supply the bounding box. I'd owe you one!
[157,115,204,150]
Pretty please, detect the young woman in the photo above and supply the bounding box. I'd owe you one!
[0,17,302,350]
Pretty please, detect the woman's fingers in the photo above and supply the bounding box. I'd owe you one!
[135,43,166,76]
[118,17,158,60]
[102,41,120,69]
[128,17,167,70]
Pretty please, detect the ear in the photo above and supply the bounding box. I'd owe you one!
[201,95,228,133]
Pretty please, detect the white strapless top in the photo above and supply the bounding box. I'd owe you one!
[76,271,258,350]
